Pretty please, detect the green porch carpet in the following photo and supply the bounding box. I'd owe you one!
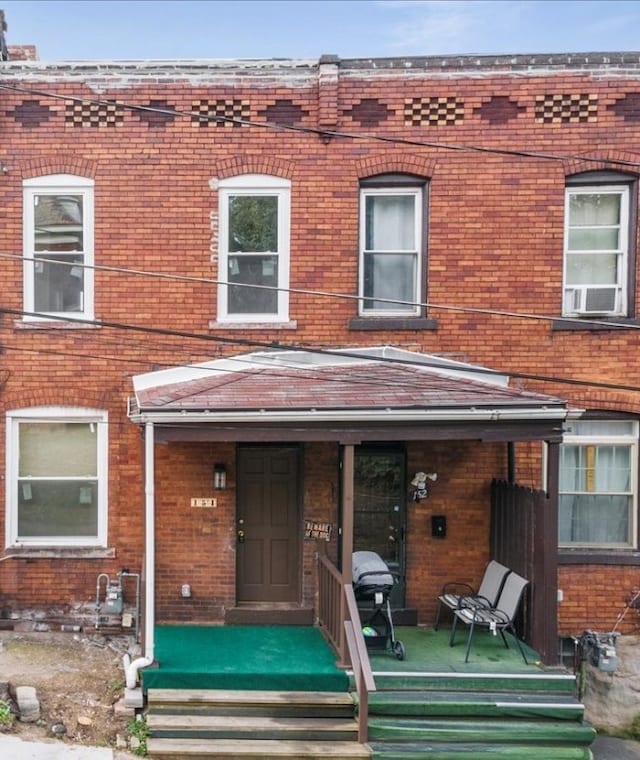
[368,627,541,674]
[142,625,349,692]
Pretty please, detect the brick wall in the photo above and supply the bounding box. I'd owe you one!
[0,55,638,633]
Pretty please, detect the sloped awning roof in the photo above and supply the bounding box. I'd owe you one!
[128,346,568,443]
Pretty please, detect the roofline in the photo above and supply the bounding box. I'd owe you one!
[3,51,640,74]
[128,404,568,426]
[131,346,513,394]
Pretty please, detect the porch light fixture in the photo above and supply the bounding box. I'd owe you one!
[213,463,227,490]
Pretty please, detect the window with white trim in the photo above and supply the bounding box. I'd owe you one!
[559,419,638,549]
[359,178,424,316]
[563,180,630,318]
[218,174,290,322]
[23,174,95,320]
[6,408,108,547]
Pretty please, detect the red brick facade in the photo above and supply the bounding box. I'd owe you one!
[1,50,640,640]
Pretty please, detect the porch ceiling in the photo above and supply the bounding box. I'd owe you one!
[128,347,568,443]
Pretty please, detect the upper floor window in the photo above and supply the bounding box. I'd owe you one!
[359,176,425,317]
[563,174,633,318]
[5,407,108,547]
[559,419,638,549]
[23,174,95,321]
[218,174,290,323]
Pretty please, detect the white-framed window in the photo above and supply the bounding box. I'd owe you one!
[217,174,290,323]
[563,183,630,317]
[559,419,638,549]
[5,407,108,547]
[23,174,95,321]
[359,183,423,316]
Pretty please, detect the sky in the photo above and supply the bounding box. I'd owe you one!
[2,0,640,62]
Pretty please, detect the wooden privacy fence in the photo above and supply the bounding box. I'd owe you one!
[491,478,559,664]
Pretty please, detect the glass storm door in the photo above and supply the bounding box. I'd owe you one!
[353,447,406,607]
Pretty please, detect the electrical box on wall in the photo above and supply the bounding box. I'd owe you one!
[431,515,446,538]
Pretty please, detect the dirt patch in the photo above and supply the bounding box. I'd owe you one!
[0,630,134,749]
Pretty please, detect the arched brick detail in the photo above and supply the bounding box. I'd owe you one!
[215,156,294,180]
[568,392,640,416]
[563,151,640,177]
[355,153,436,180]
[2,390,111,412]
[19,157,98,180]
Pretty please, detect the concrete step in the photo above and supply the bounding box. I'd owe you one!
[146,737,371,758]
[147,713,359,741]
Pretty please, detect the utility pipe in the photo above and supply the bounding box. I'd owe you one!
[126,420,155,689]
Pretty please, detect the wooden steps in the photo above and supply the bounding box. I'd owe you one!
[367,716,595,744]
[359,668,595,760]
[147,714,359,741]
[368,742,593,759]
[147,738,370,758]
[145,688,368,759]
[369,670,578,693]
[368,689,586,720]
[147,688,355,716]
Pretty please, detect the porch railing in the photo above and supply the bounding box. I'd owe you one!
[317,549,376,743]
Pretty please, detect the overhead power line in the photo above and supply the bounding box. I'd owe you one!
[3,306,640,394]
[1,251,636,331]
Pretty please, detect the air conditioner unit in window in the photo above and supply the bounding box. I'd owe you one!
[570,286,618,315]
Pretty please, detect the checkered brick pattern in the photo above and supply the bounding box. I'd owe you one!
[64,100,125,127]
[404,96,465,126]
[534,93,598,123]
[191,99,250,127]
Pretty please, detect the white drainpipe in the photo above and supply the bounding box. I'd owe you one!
[126,420,156,690]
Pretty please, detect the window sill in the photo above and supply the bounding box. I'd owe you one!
[209,320,298,330]
[348,317,438,331]
[15,319,100,331]
[5,547,115,559]
[552,317,640,331]
[559,548,640,565]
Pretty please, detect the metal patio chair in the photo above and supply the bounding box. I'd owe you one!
[434,559,510,630]
[449,570,530,664]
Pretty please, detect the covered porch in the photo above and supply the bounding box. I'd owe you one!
[126,346,569,691]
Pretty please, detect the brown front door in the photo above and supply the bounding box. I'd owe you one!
[236,446,300,603]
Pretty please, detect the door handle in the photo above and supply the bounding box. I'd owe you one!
[237,529,245,543]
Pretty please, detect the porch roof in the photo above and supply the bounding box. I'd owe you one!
[128,347,568,443]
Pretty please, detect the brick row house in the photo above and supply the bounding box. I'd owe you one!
[1,42,640,672]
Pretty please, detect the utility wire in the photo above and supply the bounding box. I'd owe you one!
[0,340,515,398]
[3,251,636,331]
[3,306,640,394]
[1,82,639,170]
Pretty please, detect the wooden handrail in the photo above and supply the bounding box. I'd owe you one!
[344,582,376,743]
[317,550,375,744]
[317,549,344,657]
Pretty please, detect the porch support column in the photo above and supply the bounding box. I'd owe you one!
[341,444,355,582]
[533,440,560,665]
[339,443,355,668]
[125,420,156,692]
